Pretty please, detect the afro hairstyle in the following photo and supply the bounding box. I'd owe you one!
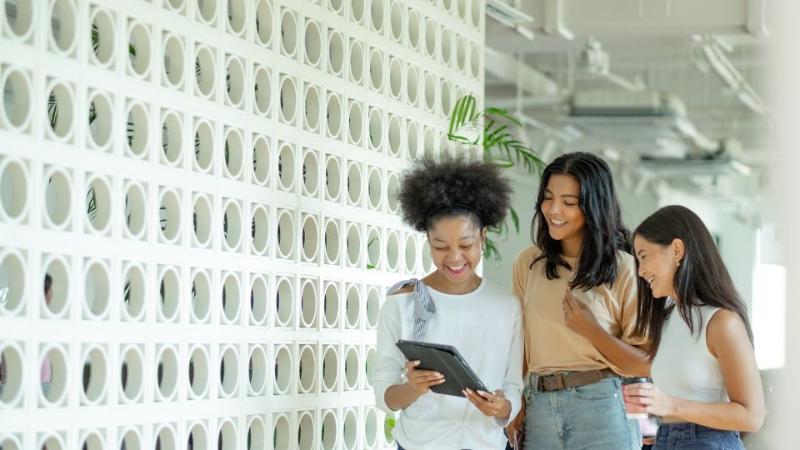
[398,155,512,232]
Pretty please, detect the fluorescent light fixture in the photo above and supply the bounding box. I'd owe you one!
[487,0,534,26]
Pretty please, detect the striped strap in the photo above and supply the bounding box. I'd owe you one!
[387,278,436,341]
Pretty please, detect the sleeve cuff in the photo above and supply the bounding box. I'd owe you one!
[493,394,521,428]
[373,382,397,415]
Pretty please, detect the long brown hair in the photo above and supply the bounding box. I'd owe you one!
[632,205,753,357]
[530,152,631,290]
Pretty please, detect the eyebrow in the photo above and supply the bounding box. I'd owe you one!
[431,236,477,243]
[544,189,579,199]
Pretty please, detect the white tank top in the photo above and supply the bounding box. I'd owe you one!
[651,304,728,403]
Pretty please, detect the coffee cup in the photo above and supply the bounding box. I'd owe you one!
[621,377,651,420]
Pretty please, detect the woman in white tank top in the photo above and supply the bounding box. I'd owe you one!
[623,205,765,450]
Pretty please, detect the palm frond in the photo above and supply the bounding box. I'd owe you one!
[447,95,478,136]
[47,92,58,129]
[125,194,131,226]
[159,206,167,232]
[123,280,130,304]
[195,132,201,160]
[91,24,100,55]
[483,237,500,261]
[509,207,520,233]
[126,121,134,147]
[446,94,545,262]
[162,123,169,155]
[88,101,97,125]
[86,186,97,222]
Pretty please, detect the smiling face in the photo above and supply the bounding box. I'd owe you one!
[541,174,586,255]
[427,215,485,288]
[633,234,684,299]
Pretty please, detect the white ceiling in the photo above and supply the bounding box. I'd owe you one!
[483,0,773,179]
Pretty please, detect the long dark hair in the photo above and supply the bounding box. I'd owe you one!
[531,152,631,290]
[632,205,753,357]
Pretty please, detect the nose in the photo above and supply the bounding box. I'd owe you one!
[637,264,647,278]
[446,247,463,261]
[546,200,561,215]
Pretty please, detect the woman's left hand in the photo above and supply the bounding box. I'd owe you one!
[623,382,676,417]
[563,289,600,338]
[463,389,511,420]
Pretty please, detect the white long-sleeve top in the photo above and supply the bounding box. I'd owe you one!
[373,280,524,450]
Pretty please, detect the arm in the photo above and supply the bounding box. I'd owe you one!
[373,293,445,412]
[582,321,651,376]
[563,256,651,376]
[384,362,445,410]
[564,289,651,376]
[625,310,765,432]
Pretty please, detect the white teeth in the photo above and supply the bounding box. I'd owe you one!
[447,265,465,271]
[552,219,566,226]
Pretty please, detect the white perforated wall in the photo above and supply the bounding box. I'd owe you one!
[0,0,483,449]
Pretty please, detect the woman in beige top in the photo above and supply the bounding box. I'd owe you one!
[507,152,651,450]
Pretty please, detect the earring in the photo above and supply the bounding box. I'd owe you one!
[676,260,681,267]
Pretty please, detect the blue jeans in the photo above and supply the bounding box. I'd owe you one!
[653,423,744,450]
[523,376,640,450]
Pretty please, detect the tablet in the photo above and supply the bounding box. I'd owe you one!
[395,340,488,397]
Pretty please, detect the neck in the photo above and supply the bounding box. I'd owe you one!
[425,271,482,295]
[561,237,582,258]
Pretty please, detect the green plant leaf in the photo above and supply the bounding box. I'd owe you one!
[91,24,100,54]
[510,207,520,233]
[86,186,97,222]
[88,101,97,125]
[160,206,167,232]
[47,91,58,129]
[483,237,500,261]
[123,280,130,304]
[126,121,134,147]
[444,94,545,262]
[448,95,476,136]
[484,107,523,127]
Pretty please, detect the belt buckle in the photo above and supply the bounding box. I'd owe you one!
[539,373,566,391]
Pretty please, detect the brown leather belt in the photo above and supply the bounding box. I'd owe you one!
[535,368,618,392]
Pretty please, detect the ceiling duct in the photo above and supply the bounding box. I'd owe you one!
[639,152,752,177]
[566,89,724,159]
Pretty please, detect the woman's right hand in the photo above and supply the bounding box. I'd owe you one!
[505,400,525,449]
[404,360,445,396]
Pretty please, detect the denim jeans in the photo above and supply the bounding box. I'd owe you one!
[653,423,744,450]
[523,376,640,450]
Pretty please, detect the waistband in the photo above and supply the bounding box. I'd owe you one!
[524,368,618,393]
[656,423,741,439]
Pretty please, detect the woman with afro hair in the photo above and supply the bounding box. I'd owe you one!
[372,155,524,450]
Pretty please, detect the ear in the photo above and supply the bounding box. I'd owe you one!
[671,238,685,262]
[481,227,488,241]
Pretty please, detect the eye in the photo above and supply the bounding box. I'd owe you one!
[433,246,448,251]
[459,244,472,250]
[564,202,577,207]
